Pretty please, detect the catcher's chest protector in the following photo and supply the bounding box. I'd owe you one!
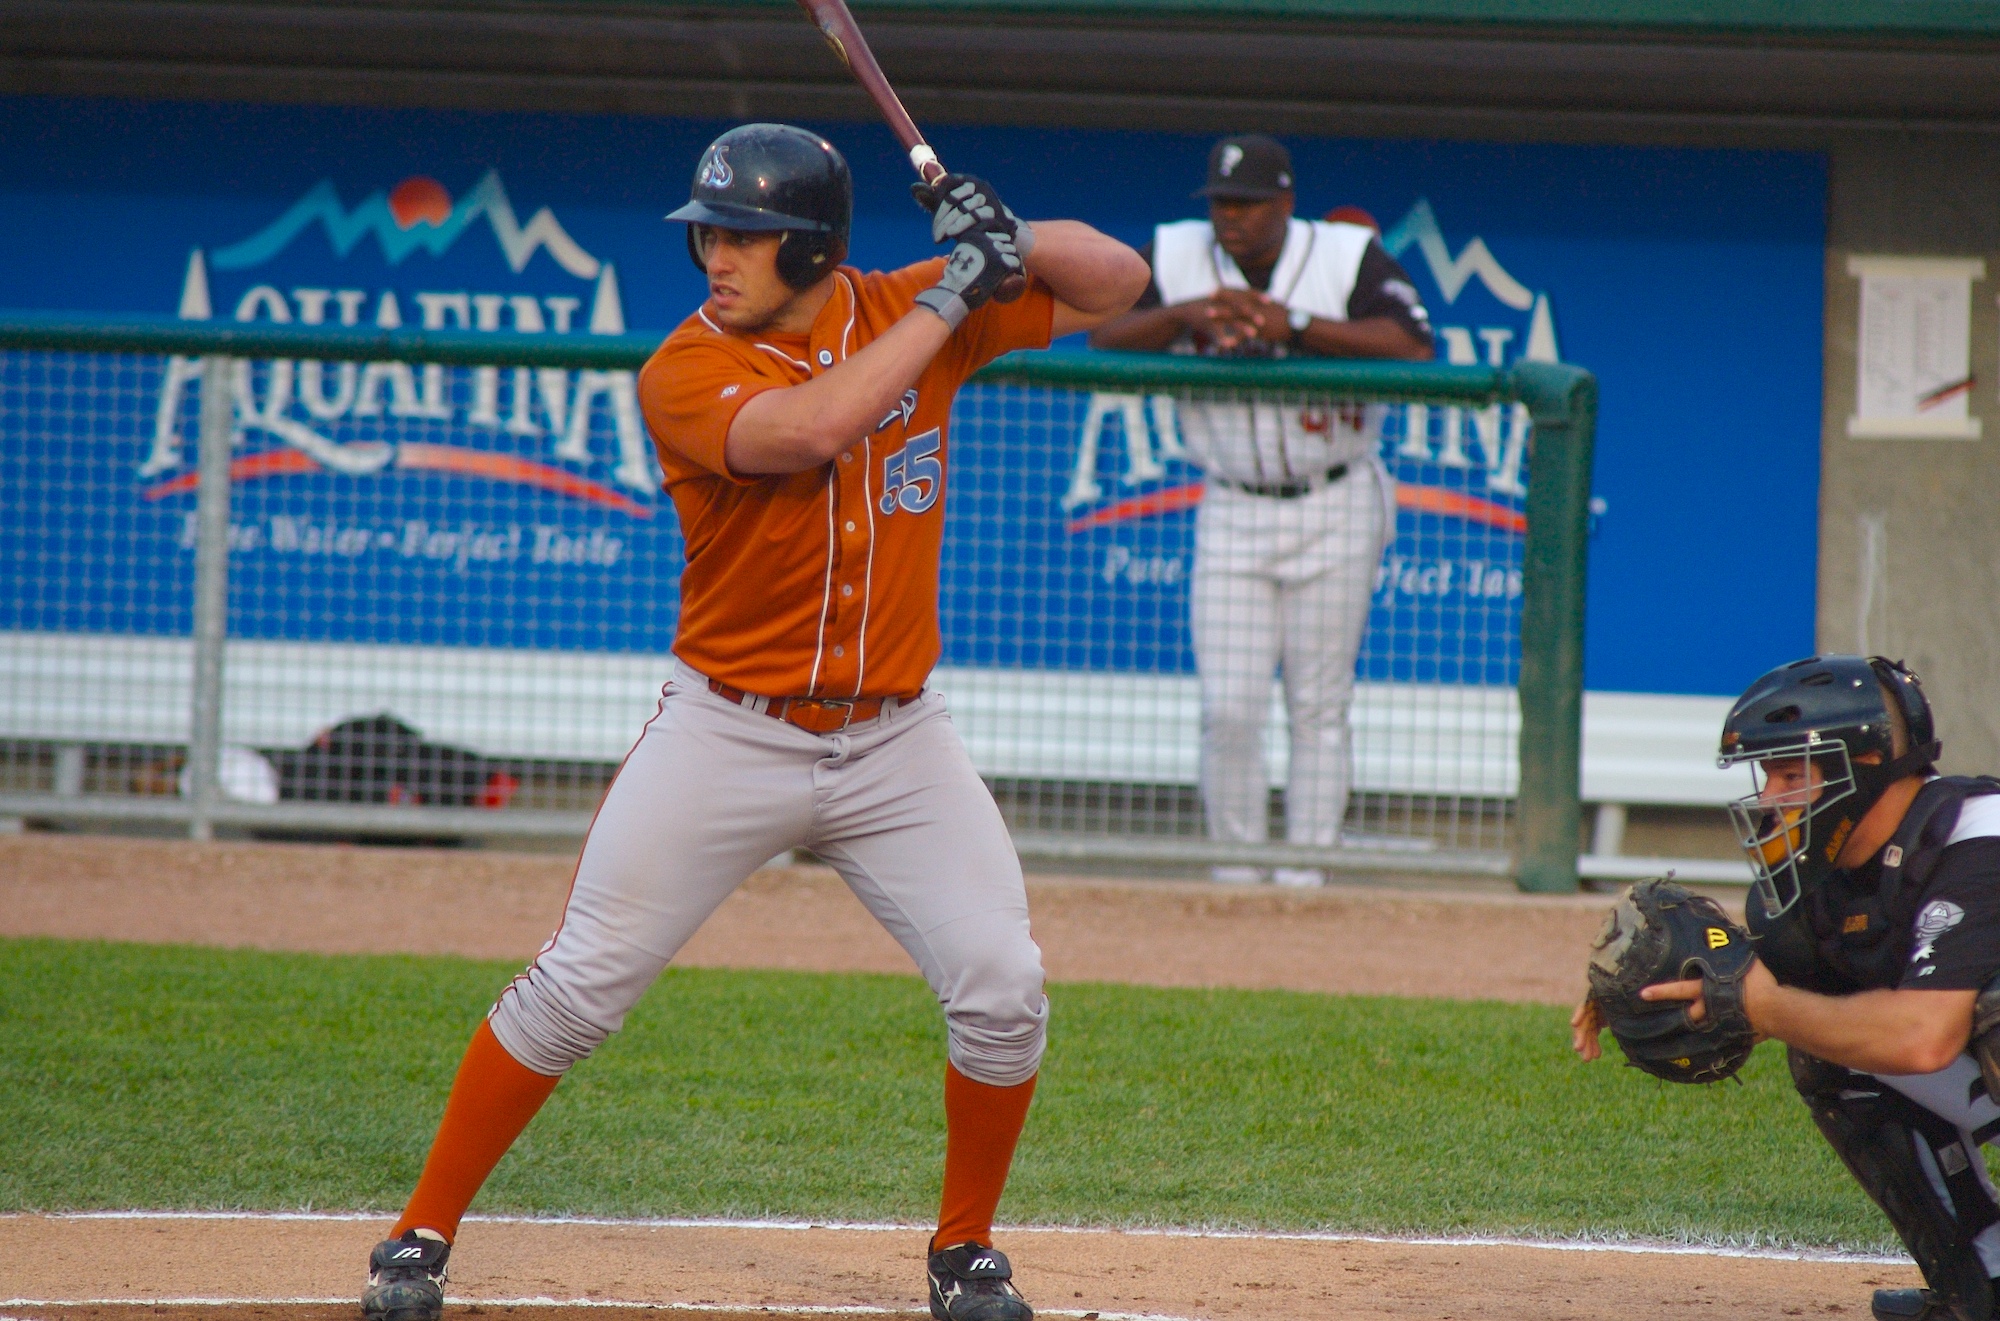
[1753,776,2000,992]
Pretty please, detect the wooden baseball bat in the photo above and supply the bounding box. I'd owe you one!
[794,0,1027,302]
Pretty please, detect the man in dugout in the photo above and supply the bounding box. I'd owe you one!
[1575,656,2000,1321]
[1089,134,1432,885]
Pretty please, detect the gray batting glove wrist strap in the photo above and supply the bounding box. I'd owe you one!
[913,285,970,329]
[1012,219,1036,260]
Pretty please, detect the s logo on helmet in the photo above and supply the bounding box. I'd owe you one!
[700,147,734,190]
[1219,144,1244,176]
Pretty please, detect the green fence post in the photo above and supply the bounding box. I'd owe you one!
[1510,362,1598,894]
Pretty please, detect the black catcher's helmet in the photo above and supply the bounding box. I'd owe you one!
[665,124,851,291]
[1718,655,1939,920]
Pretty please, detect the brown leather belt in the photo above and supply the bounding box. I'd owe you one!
[707,677,920,734]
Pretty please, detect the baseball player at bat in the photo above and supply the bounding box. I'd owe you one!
[360,123,1148,1321]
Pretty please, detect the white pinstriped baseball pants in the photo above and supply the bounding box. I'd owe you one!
[488,662,1047,1086]
[1191,462,1390,849]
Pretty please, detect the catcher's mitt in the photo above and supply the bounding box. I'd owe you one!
[1587,876,1757,1084]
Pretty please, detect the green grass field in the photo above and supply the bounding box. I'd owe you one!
[0,935,1891,1251]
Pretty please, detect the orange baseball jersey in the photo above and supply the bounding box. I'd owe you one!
[638,259,1055,700]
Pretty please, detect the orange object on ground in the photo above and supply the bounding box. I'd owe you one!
[393,1020,562,1243]
[932,1063,1039,1251]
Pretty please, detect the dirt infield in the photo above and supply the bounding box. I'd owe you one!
[0,833,1637,1003]
[0,834,1911,1319]
[0,1214,1914,1321]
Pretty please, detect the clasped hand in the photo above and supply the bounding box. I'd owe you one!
[1180,288,1291,352]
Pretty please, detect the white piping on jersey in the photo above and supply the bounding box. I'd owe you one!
[754,341,812,372]
[854,433,875,697]
[696,302,812,373]
[838,272,857,362]
[806,273,859,698]
[807,476,835,697]
[824,274,876,696]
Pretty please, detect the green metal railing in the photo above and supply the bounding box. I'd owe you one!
[0,310,1596,889]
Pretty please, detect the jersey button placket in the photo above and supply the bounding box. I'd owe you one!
[823,442,868,694]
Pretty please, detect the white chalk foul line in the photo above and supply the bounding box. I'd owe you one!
[1,1305,1168,1321]
[21,1208,1911,1265]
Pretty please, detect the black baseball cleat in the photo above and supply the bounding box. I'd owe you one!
[927,1242,1033,1321]
[1869,1288,1947,1321]
[362,1228,451,1321]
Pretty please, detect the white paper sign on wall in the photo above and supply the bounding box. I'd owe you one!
[1846,255,1985,440]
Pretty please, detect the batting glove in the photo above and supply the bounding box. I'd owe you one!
[913,174,1036,259]
[913,229,1022,329]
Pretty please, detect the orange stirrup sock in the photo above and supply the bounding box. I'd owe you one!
[393,1019,562,1243]
[931,1063,1038,1252]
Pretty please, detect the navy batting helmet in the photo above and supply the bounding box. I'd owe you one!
[666,124,851,291]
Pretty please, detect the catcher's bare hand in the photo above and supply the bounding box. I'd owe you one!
[1640,977,1708,1020]
[1642,958,1775,1035]
[1570,996,1605,1060]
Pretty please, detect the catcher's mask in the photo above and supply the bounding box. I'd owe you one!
[665,123,851,291]
[1718,655,1939,920]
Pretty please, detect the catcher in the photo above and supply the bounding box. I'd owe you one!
[1575,656,2000,1321]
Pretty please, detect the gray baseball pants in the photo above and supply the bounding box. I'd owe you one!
[488,661,1048,1087]
[1875,1054,2000,1272]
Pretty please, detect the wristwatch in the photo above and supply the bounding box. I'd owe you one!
[1286,305,1313,344]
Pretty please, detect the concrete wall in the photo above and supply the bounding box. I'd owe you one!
[1821,133,2000,773]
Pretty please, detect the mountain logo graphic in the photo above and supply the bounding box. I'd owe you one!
[1382,198,1533,310]
[145,170,656,514]
[212,170,600,278]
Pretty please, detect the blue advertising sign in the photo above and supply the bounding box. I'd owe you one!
[0,97,1825,697]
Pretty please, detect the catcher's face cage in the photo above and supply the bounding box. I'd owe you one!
[1722,737,1857,920]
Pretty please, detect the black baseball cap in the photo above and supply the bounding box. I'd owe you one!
[1194,135,1294,200]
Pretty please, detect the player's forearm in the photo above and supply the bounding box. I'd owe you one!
[1023,220,1150,318]
[1297,316,1433,361]
[1751,983,1974,1075]
[1087,305,1186,352]
[726,311,953,475]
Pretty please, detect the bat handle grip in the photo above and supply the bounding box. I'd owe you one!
[909,143,945,187]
